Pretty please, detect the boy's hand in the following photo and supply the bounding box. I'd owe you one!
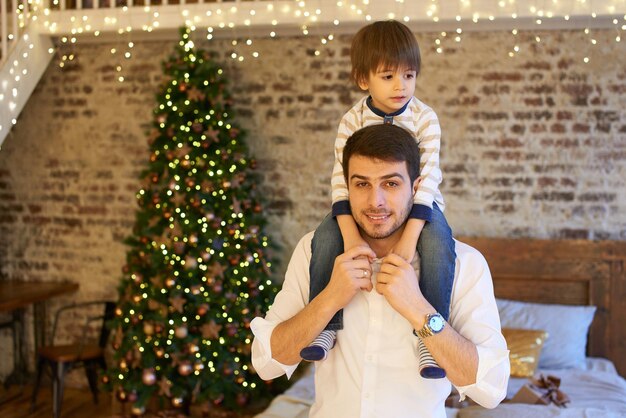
[345,237,375,262]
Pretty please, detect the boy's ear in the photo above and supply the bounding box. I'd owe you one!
[357,77,369,91]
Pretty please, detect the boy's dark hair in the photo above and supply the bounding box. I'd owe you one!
[343,124,421,184]
[350,20,421,87]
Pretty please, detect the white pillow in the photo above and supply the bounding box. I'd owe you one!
[496,298,596,370]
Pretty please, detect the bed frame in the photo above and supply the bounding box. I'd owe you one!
[458,237,626,377]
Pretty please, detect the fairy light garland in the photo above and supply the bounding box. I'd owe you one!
[1,0,625,143]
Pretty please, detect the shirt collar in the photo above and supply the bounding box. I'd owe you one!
[366,95,410,118]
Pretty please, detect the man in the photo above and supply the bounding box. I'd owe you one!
[251,124,510,418]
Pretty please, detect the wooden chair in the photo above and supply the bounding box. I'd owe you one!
[30,300,116,418]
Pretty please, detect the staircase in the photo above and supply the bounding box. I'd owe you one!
[0,0,53,148]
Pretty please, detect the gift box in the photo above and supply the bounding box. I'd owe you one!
[511,374,570,408]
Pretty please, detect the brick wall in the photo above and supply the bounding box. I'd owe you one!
[0,28,625,378]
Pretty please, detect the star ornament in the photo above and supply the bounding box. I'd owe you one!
[186,86,206,102]
[170,295,186,313]
[158,377,172,397]
[203,126,220,143]
[202,320,223,339]
[208,262,225,278]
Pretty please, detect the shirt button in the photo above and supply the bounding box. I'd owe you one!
[365,393,370,399]
[366,355,373,362]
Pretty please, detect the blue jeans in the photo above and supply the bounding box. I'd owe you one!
[309,203,455,331]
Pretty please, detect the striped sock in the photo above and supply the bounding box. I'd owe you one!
[417,338,446,379]
[300,330,337,362]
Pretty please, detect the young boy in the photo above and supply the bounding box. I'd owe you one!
[300,20,456,379]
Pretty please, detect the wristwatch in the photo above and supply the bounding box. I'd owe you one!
[413,313,445,339]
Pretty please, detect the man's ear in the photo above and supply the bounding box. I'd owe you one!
[412,176,422,196]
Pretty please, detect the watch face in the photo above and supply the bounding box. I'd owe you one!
[428,314,445,333]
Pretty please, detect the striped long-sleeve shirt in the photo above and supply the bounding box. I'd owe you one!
[331,96,445,222]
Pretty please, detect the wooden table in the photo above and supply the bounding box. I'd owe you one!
[0,281,80,386]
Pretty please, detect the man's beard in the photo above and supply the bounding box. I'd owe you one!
[351,198,413,241]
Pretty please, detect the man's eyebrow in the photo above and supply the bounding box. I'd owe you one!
[349,172,405,181]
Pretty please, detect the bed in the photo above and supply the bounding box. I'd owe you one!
[254,237,626,418]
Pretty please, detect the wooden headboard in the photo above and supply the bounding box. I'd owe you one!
[459,237,626,377]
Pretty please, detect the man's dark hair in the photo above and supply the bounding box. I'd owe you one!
[343,124,421,184]
[350,20,421,87]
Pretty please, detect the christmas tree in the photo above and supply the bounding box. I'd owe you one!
[105,27,281,415]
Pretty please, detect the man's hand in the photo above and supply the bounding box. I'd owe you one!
[321,245,377,312]
[376,253,431,322]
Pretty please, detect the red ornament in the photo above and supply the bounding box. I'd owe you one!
[236,393,248,407]
[127,391,138,403]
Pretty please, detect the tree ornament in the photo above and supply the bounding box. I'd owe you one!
[130,405,145,416]
[184,255,198,269]
[212,394,224,406]
[143,322,154,335]
[127,391,138,403]
[201,320,222,339]
[226,323,237,337]
[173,241,185,254]
[172,397,185,408]
[142,368,157,386]
[116,389,128,402]
[175,325,188,339]
[187,342,200,354]
[236,393,248,407]
[178,361,193,376]
[155,347,165,358]
[158,377,172,397]
[170,296,186,313]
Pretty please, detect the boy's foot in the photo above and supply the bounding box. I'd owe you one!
[300,330,337,361]
[417,338,446,379]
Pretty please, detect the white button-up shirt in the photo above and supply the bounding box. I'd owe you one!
[251,233,509,418]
